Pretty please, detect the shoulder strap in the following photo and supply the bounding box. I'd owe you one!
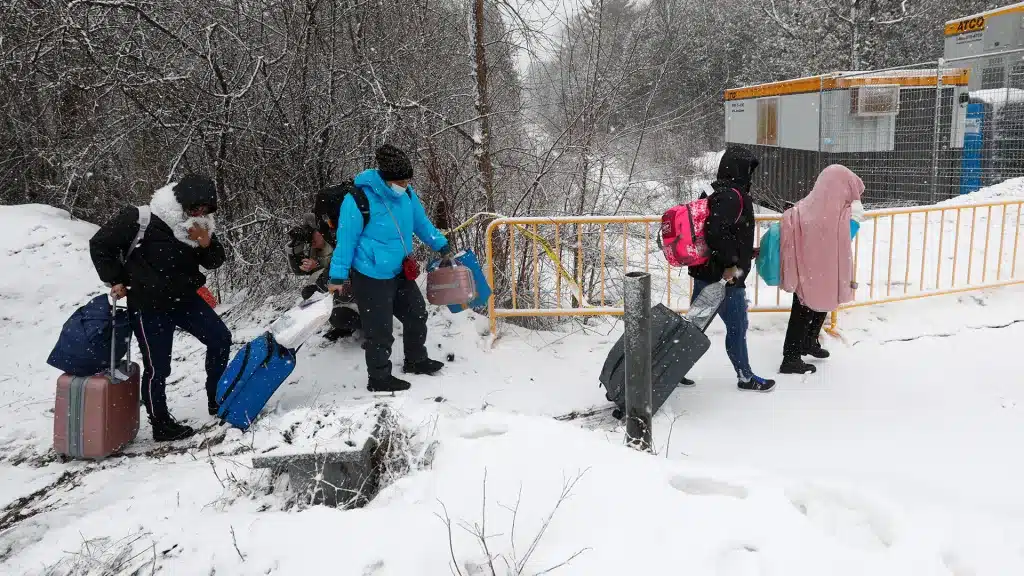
[732,188,744,224]
[124,206,150,263]
[347,185,407,227]
[380,197,411,257]
[349,187,371,227]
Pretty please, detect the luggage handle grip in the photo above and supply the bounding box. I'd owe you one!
[107,295,131,380]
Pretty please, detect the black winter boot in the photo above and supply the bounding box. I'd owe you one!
[368,375,412,393]
[780,357,816,375]
[208,400,220,417]
[803,343,831,359]
[680,377,696,388]
[322,327,354,342]
[402,358,445,376]
[152,419,196,442]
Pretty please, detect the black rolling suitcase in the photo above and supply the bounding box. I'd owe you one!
[599,280,727,419]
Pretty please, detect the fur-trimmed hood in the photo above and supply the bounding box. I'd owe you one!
[149,183,216,248]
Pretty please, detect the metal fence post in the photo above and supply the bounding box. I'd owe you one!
[623,271,652,451]
[931,58,945,205]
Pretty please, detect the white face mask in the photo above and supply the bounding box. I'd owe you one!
[850,200,866,223]
[390,183,407,194]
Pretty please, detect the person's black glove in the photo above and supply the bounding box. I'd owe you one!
[438,242,453,256]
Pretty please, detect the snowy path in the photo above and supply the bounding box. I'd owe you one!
[3,203,1024,574]
[664,311,1024,520]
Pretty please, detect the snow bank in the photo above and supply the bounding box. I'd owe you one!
[970,88,1024,106]
[937,176,1024,206]
[0,205,110,464]
[7,411,1024,575]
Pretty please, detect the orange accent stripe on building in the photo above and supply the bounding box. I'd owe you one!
[724,70,970,101]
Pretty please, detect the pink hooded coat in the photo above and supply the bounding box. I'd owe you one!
[780,165,864,313]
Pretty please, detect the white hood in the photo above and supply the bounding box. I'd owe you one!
[149,183,216,247]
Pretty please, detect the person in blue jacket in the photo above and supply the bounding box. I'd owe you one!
[328,145,451,392]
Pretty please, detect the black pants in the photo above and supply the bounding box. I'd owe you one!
[350,269,429,380]
[129,292,232,422]
[782,293,827,360]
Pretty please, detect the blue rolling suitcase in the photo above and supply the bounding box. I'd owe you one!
[216,332,296,431]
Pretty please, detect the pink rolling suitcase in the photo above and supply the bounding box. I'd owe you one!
[426,259,477,306]
[53,302,140,460]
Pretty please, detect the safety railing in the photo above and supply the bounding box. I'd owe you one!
[843,198,1024,309]
[484,198,1024,336]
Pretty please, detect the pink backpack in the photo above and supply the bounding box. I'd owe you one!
[659,188,744,267]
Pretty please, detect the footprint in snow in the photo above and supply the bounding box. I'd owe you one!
[460,423,509,439]
[786,484,895,550]
[669,475,749,499]
[362,559,385,575]
[941,550,977,576]
[715,544,762,576]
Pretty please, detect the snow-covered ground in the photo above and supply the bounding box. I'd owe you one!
[3,195,1024,574]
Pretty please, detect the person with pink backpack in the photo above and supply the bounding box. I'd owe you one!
[685,146,776,392]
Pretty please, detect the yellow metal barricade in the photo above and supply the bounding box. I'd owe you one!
[483,200,1024,337]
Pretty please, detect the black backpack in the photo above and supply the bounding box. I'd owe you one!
[313,179,414,246]
[313,179,371,246]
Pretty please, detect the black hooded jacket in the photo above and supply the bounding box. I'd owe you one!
[90,178,226,311]
[688,146,759,288]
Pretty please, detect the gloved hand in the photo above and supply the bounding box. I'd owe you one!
[438,242,453,256]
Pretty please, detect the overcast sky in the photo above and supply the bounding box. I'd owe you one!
[506,0,581,71]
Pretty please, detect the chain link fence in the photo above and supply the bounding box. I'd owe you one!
[732,49,1024,210]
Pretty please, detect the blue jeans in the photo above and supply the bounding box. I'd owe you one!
[691,279,753,381]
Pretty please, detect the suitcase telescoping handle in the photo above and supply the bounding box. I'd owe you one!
[108,295,131,379]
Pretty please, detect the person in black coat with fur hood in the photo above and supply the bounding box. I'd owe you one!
[90,175,232,442]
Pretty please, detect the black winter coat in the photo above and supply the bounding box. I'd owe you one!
[688,146,759,288]
[90,207,226,311]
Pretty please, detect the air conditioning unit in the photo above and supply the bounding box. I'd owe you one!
[850,84,900,116]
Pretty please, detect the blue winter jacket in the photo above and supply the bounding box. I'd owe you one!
[329,169,449,282]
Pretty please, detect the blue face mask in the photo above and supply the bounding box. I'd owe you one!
[390,183,407,194]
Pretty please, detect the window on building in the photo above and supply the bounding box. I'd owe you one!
[850,85,900,116]
[757,98,778,146]
[982,66,1006,90]
[1011,64,1024,90]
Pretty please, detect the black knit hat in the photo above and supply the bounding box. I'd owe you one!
[375,145,414,182]
[173,174,218,214]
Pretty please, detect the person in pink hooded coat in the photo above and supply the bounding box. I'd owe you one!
[778,165,866,375]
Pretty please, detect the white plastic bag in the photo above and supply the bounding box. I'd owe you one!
[269,293,333,350]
